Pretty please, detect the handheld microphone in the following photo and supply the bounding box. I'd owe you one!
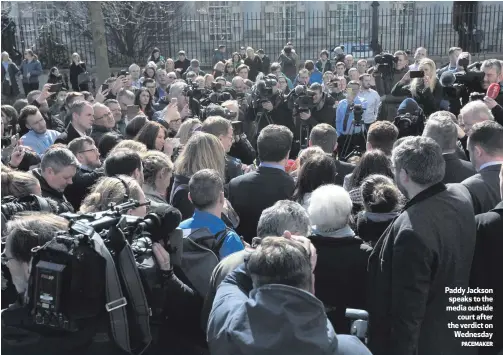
[487,83,500,100]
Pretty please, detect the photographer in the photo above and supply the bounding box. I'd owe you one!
[327,76,347,103]
[335,81,367,159]
[2,213,124,355]
[391,58,444,116]
[248,78,294,149]
[374,51,409,121]
[222,100,256,165]
[299,82,336,128]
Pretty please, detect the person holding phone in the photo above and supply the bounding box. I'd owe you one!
[19,49,42,95]
[391,58,444,116]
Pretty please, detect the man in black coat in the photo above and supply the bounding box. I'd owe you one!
[228,125,295,243]
[368,136,477,355]
[65,137,105,211]
[471,165,503,355]
[461,120,503,214]
[174,51,191,76]
[31,146,78,214]
[423,111,476,183]
[308,123,355,186]
[55,100,94,146]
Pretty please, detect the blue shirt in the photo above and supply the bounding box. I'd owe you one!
[335,97,367,136]
[21,129,59,156]
[179,210,244,258]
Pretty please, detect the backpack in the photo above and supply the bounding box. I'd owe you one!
[181,227,231,297]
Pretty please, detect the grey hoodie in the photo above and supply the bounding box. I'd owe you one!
[208,265,372,355]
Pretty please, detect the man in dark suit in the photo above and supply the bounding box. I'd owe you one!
[308,123,355,186]
[55,100,94,146]
[368,136,476,355]
[65,137,105,211]
[228,124,295,243]
[461,120,503,214]
[423,111,476,183]
[471,165,503,355]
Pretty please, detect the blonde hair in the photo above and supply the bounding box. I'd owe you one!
[174,132,225,178]
[410,58,437,97]
[141,150,174,187]
[80,175,143,213]
[175,118,202,144]
[1,170,40,198]
[1,51,10,62]
[111,140,148,154]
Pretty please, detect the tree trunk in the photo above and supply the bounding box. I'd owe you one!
[89,2,110,85]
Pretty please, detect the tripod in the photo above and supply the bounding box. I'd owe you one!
[340,119,367,161]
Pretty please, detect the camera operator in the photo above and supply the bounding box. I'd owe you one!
[335,81,367,158]
[31,146,77,213]
[78,175,206,353]
[374,51,409,121]
[391,58,444,116]
[1,213,124,355]
[300,82,336,127]
[247,77,294,150]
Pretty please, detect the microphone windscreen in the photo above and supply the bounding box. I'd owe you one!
[440,71,456,87]
[487,83,501,100]
[148,204,182,235]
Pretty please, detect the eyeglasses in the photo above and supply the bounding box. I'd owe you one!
[79,146,99,154]
[170,118,182,124]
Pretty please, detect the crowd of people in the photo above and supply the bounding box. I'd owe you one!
[1,41,503,355]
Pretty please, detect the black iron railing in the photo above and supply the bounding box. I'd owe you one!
[3,4,502,70]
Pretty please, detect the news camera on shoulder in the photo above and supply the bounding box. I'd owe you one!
[1,175,184,354]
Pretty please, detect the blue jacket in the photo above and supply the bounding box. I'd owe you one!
[179,210,244,258]
[293,68,323,86]
[207,265,372,355]
[335,97,367,136]
[19,59,42,83]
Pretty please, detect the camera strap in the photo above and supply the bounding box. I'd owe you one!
[91,231,152,355]
[343,104,352,133]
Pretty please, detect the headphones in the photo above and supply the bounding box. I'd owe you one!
[106,175,130,206]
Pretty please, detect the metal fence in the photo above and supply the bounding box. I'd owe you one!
[3,3,503,70]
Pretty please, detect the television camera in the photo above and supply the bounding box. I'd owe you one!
[374,53,399,76]
[27,199,182,337]
[251,76,279,107]
[439,60,485,100]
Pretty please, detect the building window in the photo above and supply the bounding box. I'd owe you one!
[268,1,298,40]
[208,1,233,41]
[391,1,415,35]
[329,2,359,40]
